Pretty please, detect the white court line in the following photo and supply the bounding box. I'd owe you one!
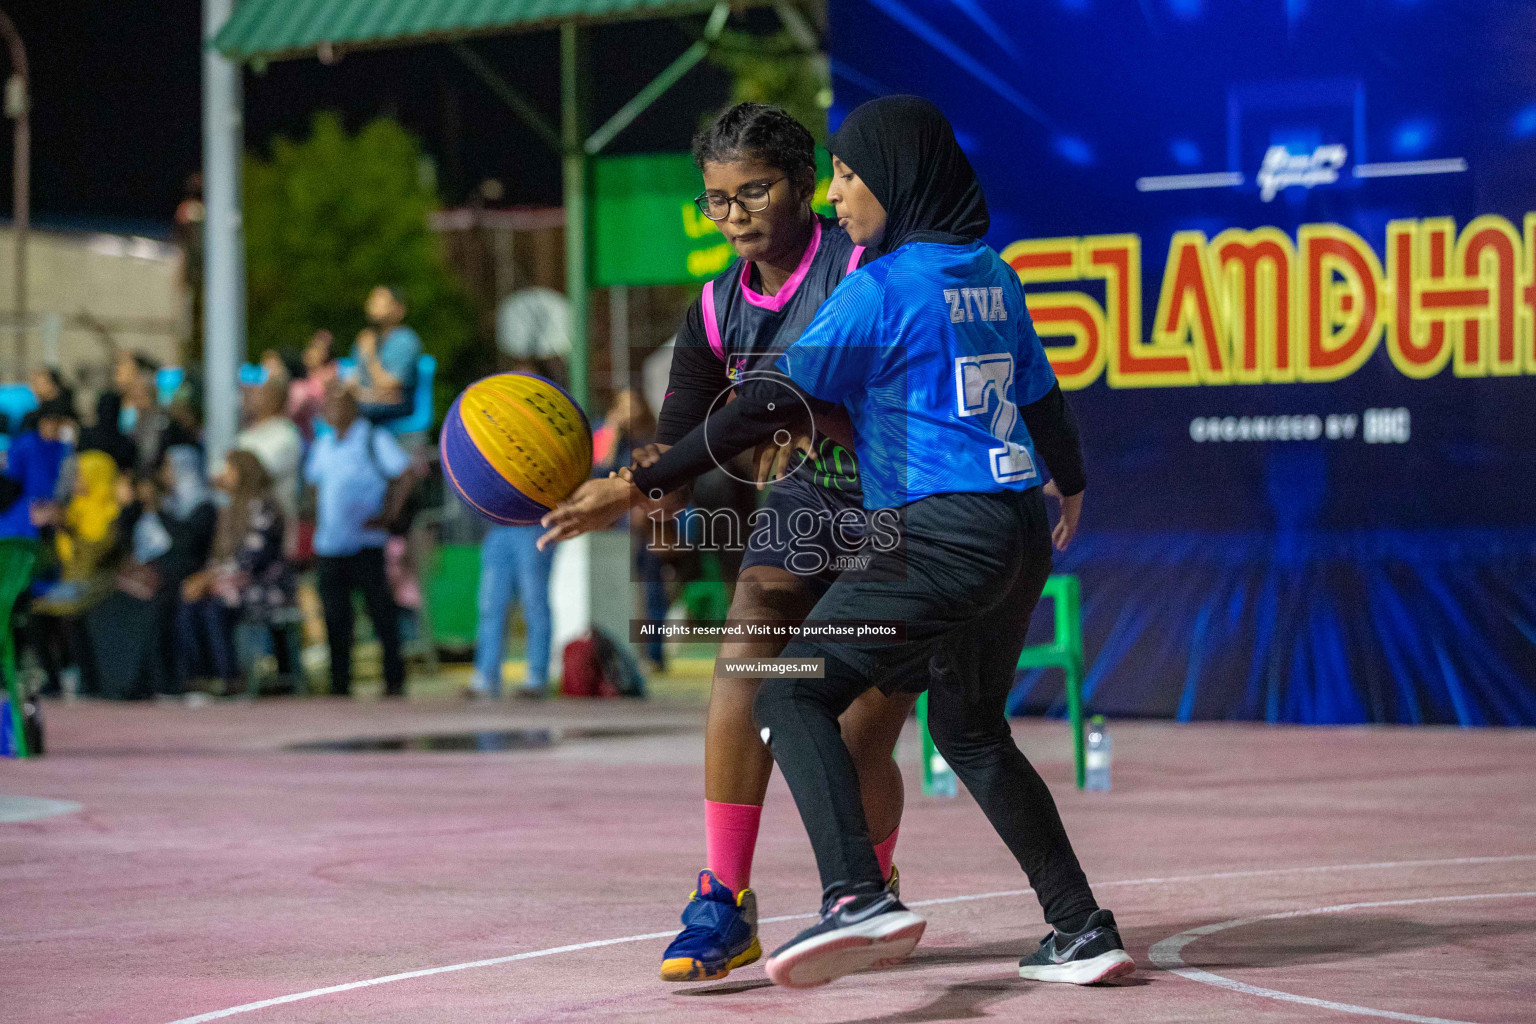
[1353,159,1468,178]
[1135,171,1245,192]
[0,795,82,823]
[163,853,1536,1024]
[1149,890,1536,1024]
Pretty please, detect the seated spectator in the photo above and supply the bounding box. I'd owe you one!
[77,391,139,471]
[0,398,72,540]
[29,365,69,404]
[164,379,204,453]
[53,451,123,583]
[305,385,415,697]
[84,445,216,699]
[114,350,171,473]
[158,446,218,585]
[235,378,302,522]
[19,368,75,434]
[178,450,293,694]
[20,450,125,697]
[353,286,422,425]
[287,329,337,439]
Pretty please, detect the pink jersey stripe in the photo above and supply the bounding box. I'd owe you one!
[847,245,866,277]
[700,279,725,361]
[738,220,823,311]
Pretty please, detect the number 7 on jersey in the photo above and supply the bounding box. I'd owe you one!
[955,354,1037,484]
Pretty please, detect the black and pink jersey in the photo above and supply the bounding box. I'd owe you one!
[656,216,867,493]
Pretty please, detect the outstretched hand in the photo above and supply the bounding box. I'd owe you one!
[537,475,638,550]
[751,429,813,490]
[1042,479,1083,552]
[630,442,670,468]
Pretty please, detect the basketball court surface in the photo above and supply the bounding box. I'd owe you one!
[4,694,1532,1024]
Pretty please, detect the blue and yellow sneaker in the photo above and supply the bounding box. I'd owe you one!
[659,870,761,982]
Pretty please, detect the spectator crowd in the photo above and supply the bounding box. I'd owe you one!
[1,284,700,713]
[0,286,439,702]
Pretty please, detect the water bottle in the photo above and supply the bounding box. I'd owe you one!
[1085,715,1112,791]
[23,695,44,757]
[60,666,81,703]
[927,750,958,798]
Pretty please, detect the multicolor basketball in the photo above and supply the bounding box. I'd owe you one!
[440,373,593,525]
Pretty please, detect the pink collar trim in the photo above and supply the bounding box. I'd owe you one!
[739,220,822,311]
[700,277,725,361]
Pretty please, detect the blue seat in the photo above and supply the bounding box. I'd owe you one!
[156,366,186,405]
[313,354,436,438]
[384,354,436,436]
[0,384,39,433]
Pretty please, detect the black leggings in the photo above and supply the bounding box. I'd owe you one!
[753,488,1098,929]
[316,548,404,696]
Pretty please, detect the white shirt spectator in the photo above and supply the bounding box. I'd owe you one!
[235,415,303,519]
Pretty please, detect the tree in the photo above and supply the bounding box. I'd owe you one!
[707,28,831,145]
[244,113,474,414]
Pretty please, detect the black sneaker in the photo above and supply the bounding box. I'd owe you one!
[1017,908,1136,984]
[764,889,926,989]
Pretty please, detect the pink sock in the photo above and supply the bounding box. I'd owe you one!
[704,800,762,894]
[873,826,900,880]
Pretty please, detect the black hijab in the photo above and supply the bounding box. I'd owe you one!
[79,391,139,470]
[829,95,989,256]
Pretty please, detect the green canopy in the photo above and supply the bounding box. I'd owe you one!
[215,0,733,61]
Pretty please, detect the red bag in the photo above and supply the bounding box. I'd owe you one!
[561,635,605,697]
[561,630,645,699]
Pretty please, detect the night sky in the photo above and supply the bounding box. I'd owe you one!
[0,0,737,234]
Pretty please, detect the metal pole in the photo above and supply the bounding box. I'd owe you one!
[609,284,629,394]
[202,0,244,465]
[584,3,728,157]
[560,23,589,410]
[0,8,28,380]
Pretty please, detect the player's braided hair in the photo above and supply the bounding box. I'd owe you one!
[692,103,817,197]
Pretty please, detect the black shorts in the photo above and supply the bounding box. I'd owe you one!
[739,473,870,596]
[783,487,1052,695]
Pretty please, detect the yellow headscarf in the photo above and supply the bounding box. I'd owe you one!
[58,451,120,565]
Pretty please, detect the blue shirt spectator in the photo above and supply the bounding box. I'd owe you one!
[304,415,410,557]
[0,407,71,539]
[304,384,414,698]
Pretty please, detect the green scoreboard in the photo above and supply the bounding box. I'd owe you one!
[590,151,835,287]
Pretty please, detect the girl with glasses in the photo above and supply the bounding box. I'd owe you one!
[555,102,915,984]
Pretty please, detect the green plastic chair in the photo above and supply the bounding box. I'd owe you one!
[1015,574,1087,789]
[0,539,40,759]
[916,573,1087,792]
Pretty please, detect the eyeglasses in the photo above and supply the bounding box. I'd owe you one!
[693,178,786,221]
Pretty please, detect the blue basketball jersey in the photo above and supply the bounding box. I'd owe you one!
[776,240,1057,510]
[699,216,866,493]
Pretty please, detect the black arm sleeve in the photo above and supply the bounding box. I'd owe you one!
[631,379,803,498]
[1018,382,1086,497]
[653,302,731,446]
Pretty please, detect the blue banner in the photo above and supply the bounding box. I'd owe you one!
[829,0,1536,724]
